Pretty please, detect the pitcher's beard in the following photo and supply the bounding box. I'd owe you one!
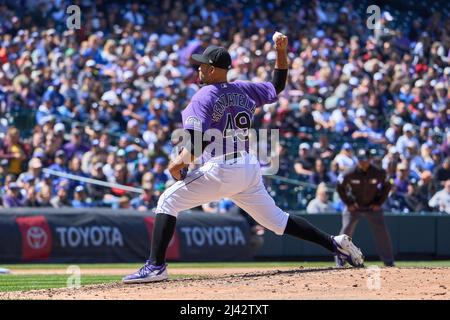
[198,72,208,85]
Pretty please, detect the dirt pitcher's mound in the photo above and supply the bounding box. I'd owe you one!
[2,267,450,300]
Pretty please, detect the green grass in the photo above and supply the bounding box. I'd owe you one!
[0,274,192,292]
[1,261,314,270]
[0,275,120,292]
[2,260,450,270]
[1,261,449,293]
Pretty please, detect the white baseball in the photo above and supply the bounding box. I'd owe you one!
[272,31,284,43]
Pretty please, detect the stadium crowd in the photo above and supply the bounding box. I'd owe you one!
[0,0,449,213]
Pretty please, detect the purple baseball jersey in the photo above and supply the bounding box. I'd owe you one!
[182,81,277,160]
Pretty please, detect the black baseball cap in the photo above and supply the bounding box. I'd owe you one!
[356,149,371,161]
[191,45,232,70]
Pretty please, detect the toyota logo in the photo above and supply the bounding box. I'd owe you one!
[26,226,48,250]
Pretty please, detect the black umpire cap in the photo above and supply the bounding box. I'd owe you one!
[192,45,232,70]
[356,149,371,161]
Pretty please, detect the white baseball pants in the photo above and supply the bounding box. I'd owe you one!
[155,152,290,235]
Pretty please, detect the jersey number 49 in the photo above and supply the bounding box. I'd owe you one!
[223,112,251,142]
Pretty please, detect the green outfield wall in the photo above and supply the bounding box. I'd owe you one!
[255,212,450,260]
[0,209,448,262]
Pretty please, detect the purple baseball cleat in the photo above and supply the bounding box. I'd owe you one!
[122,261,168,284]
[332,235,364,267]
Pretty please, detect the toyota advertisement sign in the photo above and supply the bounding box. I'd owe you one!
[16,216,52,261]
[0,209,252,263]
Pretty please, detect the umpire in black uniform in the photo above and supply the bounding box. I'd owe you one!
[336,149,394,266]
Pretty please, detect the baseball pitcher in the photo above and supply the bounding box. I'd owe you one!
[123,33,364,283]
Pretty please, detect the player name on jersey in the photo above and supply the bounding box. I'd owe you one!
[212,92,256,122]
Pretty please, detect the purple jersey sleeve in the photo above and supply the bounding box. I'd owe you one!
[182,98,211,132]
[235,81,278,107]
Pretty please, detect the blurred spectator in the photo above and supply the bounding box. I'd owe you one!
[143,120,162,151]
[382,146,400,171]
[131,175,157,211]
[71,185,93,208]
[396,124,419,156]
[202,198,236,214]
[442,132,450,158]
[37,184,52,207]
[383,183,414,213]
[118,196,131,209]
[68,157,87,188]
[311,134,335,162]
[294,143,314,177]
[433,157,450,188]
[306,183,334,214]
[131,157,152,188]
[103,151,120,181]
[124,3,145,26]
[385,117,404,144]
[63,129,89,160]
[0,127,26,175]
[2,182,25,208]
[351,114,387,145]
[87,162,108,204]
[0,159,9,185]
[309,159,336,185]
[394,163,410,195]
[81,139,103,174]
[24,186,40,207]
[17,157,43,186]
[330,99,356,134]
[109,163,132,198]
[296,99,315,130]
[410,143,435,177]
[49,150,68,173]
[333,143,356,173]
[124,144,141,173]
[405,171,436,212]
[50,183,70,208]
[428,180,450,214]
[151,157,170,193]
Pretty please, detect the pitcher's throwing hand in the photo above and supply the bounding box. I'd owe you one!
[272,31,288,50]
